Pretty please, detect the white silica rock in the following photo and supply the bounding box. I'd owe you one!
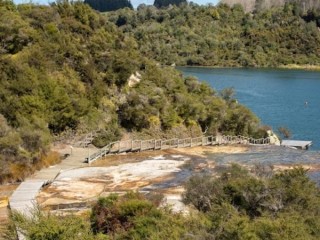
[128,71,141,87]
[267,130,281,146]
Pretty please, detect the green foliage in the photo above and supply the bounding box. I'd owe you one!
[92,123,122,148]
[107,3,320,67]
[183,165,320,239]
[154,0,187,8]
[7,208,107,240]
[223,0,320,18]
[84,0,133,12]
[90,192,191,239]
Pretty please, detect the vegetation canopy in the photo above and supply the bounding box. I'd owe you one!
[84,0,133,12]
[0,0,264,183]
[107,2,320,67]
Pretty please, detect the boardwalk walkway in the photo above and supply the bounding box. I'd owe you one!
[9,147,96,213]
[9,147,98,239]
[87,135,270,163]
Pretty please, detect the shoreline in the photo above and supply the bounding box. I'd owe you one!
[278,64,320,71]
[176,65,320,71]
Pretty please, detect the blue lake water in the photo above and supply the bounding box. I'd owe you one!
[179,67,320,150]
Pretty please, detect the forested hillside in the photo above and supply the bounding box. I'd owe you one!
[0,0,264,183]
[107,3,320,67]
[222,0,320,13]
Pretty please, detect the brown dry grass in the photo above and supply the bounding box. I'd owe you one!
[38,151,61,168]
[0,184,18,198]
[91,145,247,167]
[2,151,61,184]
[172,145,249,157]
[91,149,186,167]
[0,184,19,228]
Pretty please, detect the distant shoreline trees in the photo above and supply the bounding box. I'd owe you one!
[221,0,320,13]
[107,2,320,67]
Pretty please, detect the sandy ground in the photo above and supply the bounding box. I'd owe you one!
[173,145,249,157]
[90,149,193,167]
[90,145,248,167]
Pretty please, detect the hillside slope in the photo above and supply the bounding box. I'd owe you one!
[0,1,264,183]
[107,3,320,67]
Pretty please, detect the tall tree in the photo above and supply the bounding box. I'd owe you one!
[154,0,187,8]
[84,0,133,12]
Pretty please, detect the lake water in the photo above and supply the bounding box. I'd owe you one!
[179,67,320,150]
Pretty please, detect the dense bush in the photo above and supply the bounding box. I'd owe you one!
[222,0,320,15]
[90,192,190,239]
[154,0,187,8]
[6,208,107,240]
[84,0,133,12]
[183,165,320,239]
[107,3,320,67]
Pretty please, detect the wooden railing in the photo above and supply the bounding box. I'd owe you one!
[73,131,100,148]
[86,135,270,164]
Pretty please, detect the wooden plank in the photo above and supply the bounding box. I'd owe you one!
[281,140,312,149]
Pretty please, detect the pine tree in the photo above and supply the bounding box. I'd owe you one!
[84,0,133,12]
[154,0,187,8]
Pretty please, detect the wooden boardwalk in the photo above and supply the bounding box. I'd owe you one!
[8,147,99,240]
[281,140,312,150]
[87,135,271,164]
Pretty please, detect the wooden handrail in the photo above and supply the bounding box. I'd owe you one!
[86,135,270,164]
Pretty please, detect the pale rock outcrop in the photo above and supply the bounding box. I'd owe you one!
[267,130,281,146]
[128,71,141,87]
